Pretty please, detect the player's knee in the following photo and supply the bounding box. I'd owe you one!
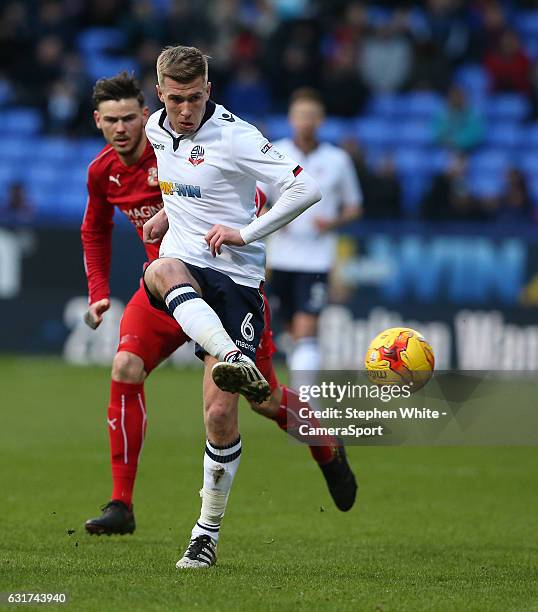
[292,313,318,339]
[205,401,234,435]
[148,258,192,295]
[112,351,145,383]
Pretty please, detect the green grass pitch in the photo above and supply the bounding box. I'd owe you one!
[1,357,537,611]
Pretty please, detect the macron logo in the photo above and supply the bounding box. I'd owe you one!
[109,174,121,187]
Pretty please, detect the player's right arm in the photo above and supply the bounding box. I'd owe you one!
[80,164,114,329]
[143,207,169,244]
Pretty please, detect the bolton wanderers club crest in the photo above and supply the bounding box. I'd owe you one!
[188,145,205,166]
[147,167,158,186]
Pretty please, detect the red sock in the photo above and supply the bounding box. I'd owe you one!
[108,380,147,508]
[276,385,336,465]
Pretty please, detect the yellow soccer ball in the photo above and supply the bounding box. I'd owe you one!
[365,327,435,391]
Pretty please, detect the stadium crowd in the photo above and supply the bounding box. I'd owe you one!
[1,0,538,222]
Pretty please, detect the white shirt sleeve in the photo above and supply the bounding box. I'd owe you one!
[240,169,321,244]
[339,150,363,210]
[229,123,299,185]
[227,123,321,243]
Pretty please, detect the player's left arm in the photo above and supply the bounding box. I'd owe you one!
[205,129,321,255]
[314,151,363,233]
[205,171,321,255]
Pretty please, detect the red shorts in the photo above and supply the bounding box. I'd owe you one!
[118,284,280,391]
[118,285,188,373]
[256,292,279,392]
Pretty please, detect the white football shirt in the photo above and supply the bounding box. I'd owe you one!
[145,102,300,288]
[262,139,362,273]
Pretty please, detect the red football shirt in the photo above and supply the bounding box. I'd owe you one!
[81,140,163,304]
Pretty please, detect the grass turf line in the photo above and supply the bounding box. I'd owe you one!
[0,357,537,611]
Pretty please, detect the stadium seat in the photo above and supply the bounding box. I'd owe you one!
[0,163,18,186]
[482,95,531,121]
[367,93,443,120]
[86,56,139,81]
[1,108,42,135]
[77,28,126,56]
[367,94,402,118]
[454,64,489,100]
[484,123,523,149]
[32,138,73,162]
[469,149,511,174]
[400,175,432,216]
[0,138,27,161]
[393,148,427,174]
[264,115,292,141]
[514,11,538,37]
[524,124,538,149]
[528,177,538,203]
[397,120,434,146]
[518,151,538,175]
[427,148,451,172]
[319,117,350,144]
[521,36,538,60]
[26,164,59,186]
[78,139,105,164]
[354,118,394,147]
[366,5,392,26]
[404,92,444,119]
[467,172,505,198]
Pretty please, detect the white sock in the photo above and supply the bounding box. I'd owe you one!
[191,437,242,542]
[288,336,321,391]
[164,284,240,361]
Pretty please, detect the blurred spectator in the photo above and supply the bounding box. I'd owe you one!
[224,63,271,117]
[46,80,80,134]
[421,153,487,221]
[342,139,401,219]
[141,73,160,113]
[483,29,532,94]
[0,71,15,106]
[422,0,471,65]
[136,40,162,78]
[407,39,452,92]
[35,0,74,45]
[78,0,129,27]
[359,13,413,93]
[269,18,322,106]
[2,182,35,225]
[432,85,484,151]
[489,168,534,223]
[120,0,164,53]
[469,0,507,60]
[32,36,64,107]
[321,42,368,116]
[0,1,33,83]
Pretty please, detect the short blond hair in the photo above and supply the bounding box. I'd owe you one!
[156,46,209,86]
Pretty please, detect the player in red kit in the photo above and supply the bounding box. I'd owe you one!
[82,72,356,536]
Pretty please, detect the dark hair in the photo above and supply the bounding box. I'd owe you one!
[157,45,209,85]
[92,71,145,109]
[289,87,325,108]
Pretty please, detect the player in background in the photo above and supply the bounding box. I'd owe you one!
[81,73,188,536]
[82,73,356,540]
[261,88,362,392]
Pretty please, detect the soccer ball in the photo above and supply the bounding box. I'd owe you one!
[364,327,435,391]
